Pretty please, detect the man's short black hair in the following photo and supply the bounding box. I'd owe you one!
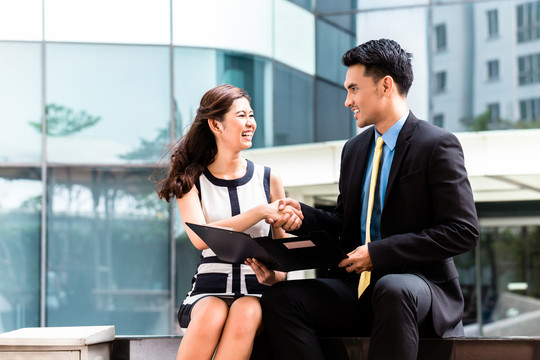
[342,39,413,96]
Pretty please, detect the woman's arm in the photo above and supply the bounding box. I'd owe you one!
[177,175,301,250]
[245,170,291,284]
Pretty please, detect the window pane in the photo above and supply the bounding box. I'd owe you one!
[454,249,476,327]
[0,42,42,163]
[274,0,315,75]
[273,64,313,146]
[436,24,447,51]
[173,206,200,322]
[46,43,170,164]
[315,79,352,142]
[0,167,41,332]
[435,71,447,92]
[46,167,170,335]
[487,59,499,80]
[475,224,540,335]
[287,0,311,11]
[487,9,498,37]
[433,114,444,128]
[316,19,355,84]
[173,48,272,148]
[317,0,356,32]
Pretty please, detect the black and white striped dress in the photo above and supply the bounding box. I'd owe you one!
[177,159,271,331]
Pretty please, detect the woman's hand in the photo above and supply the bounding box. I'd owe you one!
[245,258,286,286]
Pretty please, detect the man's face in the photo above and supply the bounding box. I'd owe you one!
[343,64,385,129]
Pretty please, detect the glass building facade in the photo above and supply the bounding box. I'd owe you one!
[1,0,540,337]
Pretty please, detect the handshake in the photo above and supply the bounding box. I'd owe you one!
[265,198,303,232]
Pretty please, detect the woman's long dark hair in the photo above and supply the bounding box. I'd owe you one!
[156,84,251,202]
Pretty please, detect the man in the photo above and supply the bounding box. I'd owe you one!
[261,39,479,360]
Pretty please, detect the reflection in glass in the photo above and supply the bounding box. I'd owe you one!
[173,205,200,333]
[316,0,356,32]
[274,0,315,75]
[273,64,314,146]
[519,97,540,122]
[218,53,269,148]
[454,249,476,327]
[0,42,42,163]
[46,43,170,164]
[46,167,170,335]
[0,168,41,332]
[316,19,354,85]
[473,225,540,336]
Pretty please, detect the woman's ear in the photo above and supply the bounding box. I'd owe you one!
[208,119,222,135]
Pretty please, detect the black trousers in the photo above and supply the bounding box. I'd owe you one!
[260,274,435,360]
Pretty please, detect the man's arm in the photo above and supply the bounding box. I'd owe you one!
[369,132,479,271]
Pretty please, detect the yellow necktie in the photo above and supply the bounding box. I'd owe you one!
[358,136,384,298]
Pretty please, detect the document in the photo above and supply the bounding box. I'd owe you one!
[185,222,348,272]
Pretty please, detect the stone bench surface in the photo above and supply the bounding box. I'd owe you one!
[110,336,540,360]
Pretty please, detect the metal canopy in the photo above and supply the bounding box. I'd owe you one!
[246,128,540,205]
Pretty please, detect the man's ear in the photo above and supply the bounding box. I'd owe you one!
[208,119,222,135]
[381,76,394,95]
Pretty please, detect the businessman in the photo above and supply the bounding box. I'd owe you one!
[261,39,479,360]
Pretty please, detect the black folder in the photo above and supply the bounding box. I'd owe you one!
[185,222,348,272]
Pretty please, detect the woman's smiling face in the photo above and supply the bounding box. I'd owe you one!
[219,97,256,151]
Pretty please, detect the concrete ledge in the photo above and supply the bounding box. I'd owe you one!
[320,337,540,360]
[111,336,180,360]
[110,336,540,360]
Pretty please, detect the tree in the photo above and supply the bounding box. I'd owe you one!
[29,103,102,136]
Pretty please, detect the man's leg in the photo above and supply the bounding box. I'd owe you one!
[260,278,369,360]
[368,274,434,360]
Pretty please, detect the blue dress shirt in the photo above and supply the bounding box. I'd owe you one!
[360,110,409,245]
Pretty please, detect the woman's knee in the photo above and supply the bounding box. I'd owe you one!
[191,297,229,330]
[226,297,262,336]
[231,296,262,320]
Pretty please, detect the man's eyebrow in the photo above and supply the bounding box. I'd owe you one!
[346,83,357,90]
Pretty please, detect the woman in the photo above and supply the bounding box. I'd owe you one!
[157,84,301,360]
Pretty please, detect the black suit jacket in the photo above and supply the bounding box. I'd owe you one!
[298,112,479,337]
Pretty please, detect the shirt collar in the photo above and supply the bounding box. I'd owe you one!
[374,109,409,151]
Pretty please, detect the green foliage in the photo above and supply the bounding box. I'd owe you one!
[119,99,184,161]
[460,108,540,131]
[29,103,102,136]
[460,108,513,131]
[514,119,540,129]
[19,195,42,213]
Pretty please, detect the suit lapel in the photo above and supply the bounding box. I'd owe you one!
[346,127,374,214]
[384,113,418,205]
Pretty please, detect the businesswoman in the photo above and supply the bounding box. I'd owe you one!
[156,84,301,360]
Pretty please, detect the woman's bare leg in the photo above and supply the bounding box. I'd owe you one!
[214,296,263,360]
[176,297,229,360]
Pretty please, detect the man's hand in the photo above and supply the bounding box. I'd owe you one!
[338,245,373,274]
[245,258,286,285]
[266,198,303,231]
